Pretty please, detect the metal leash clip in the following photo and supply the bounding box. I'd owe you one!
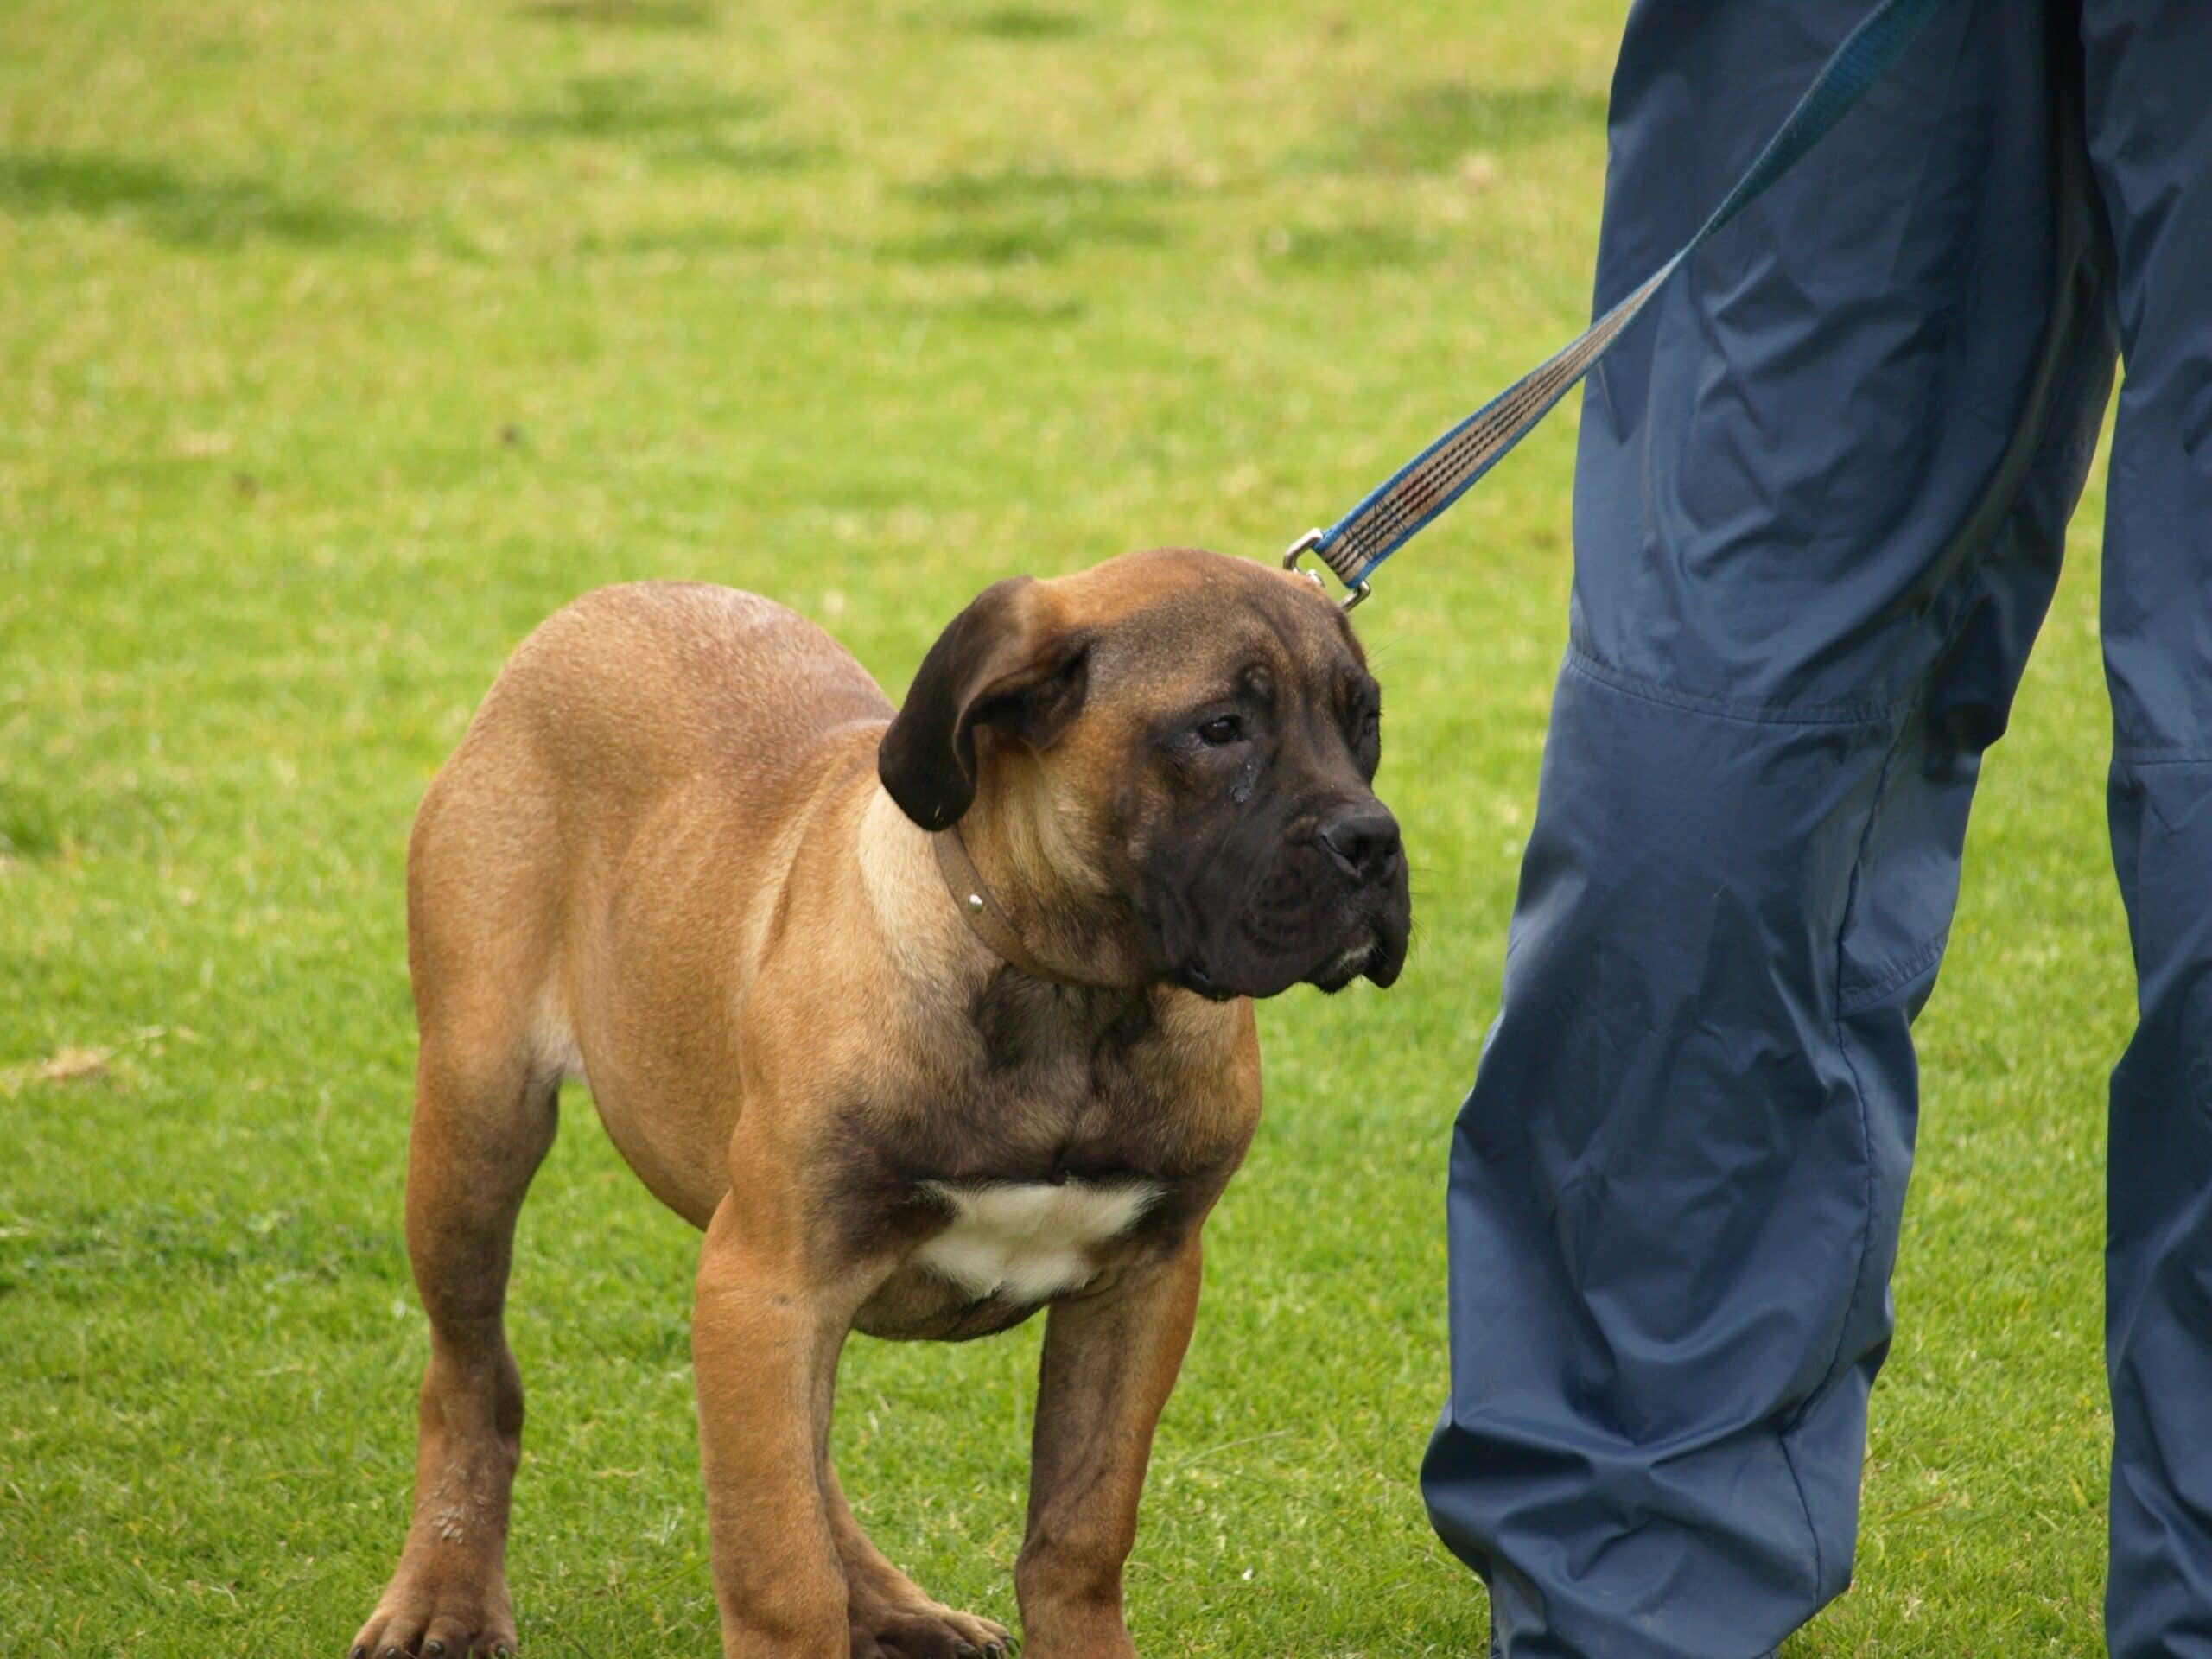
[1282,528,1371,612]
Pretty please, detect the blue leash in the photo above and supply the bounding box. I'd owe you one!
[1286,0,1954,608]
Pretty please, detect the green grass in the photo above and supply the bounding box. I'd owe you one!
[0,0,2124,1653]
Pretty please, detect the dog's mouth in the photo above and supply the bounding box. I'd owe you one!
[1174,959,1236,1001]
[1173,927,1398,1001]
[1310,939,1378,993]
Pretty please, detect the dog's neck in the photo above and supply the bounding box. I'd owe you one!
[859,766,1147,1000]
[958,756,1149,988]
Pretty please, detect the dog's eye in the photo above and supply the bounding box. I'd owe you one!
[1197,715,1243,746]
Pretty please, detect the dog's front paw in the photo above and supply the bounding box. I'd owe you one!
[1015,1636,1135,1659]
[348,1550,517,1659]
[849,1597,1015,1659]
[1007,1599,1136,1659]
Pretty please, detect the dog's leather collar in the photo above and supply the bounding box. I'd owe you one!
[932,827,1077,987]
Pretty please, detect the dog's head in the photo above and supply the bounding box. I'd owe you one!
[879,547,1409,999]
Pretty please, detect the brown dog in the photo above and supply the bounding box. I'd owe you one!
[349,547,1410,1659]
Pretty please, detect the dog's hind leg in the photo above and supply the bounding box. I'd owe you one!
[351,1052,556,1659]
[826,1465,1014,1659]
[352,762,564,1659]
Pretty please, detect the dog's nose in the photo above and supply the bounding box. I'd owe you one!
[1317,802,1402,885]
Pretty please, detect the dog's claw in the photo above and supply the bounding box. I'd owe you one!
[425,1645,446,1659]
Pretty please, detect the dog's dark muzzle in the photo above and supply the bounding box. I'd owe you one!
[1170,800,1410,1000]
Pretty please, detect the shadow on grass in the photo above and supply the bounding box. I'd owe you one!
[573,222,787,257]
[887,214,1167,266]
[468,73,776,139]
[890,166,1187,266]
[900,165,1187,210]
[893,290,1090,327]
[0,789,60,861]
[0,150,383,248]
[1256,220,1444,272]
[664,137,830,174]
[1327,80,1610,173]
[513,0,715,28]
[956,6,1091,39]
[446,73,829,176]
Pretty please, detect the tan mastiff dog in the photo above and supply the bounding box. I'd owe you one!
[350,547,1411,1659]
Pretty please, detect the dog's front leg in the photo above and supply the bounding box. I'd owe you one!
[1018,1236,1205,1659]
[692,1190,854,1658]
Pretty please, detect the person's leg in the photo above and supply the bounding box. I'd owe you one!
[1421,4,2117,1654]
[2079,8,2212,1653]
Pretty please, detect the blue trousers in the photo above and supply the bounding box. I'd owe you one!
[1422,3,2212,1654]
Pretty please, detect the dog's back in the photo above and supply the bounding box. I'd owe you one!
[448,581,887,815]
[404,582,888,1220]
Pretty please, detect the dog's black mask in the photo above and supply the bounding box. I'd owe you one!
[1131,654,1409,1001]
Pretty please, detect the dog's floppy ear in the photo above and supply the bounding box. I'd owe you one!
[879,576,1089,830]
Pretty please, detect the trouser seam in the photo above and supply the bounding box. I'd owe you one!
[2113,747,2212,767]
[1774,1431,1826,1610]
[1560,645,1906,728]
[1836,927,1951,1017]
[1806,705,1912,1599]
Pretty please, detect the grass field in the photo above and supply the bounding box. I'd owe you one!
[0,0,2133,1653]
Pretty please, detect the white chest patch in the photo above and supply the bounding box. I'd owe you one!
[916,1179,1162,1304]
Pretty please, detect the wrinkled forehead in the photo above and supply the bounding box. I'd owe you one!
[1059,556,1369,703]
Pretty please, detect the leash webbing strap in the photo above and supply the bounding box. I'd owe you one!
[1294,0,1953,603]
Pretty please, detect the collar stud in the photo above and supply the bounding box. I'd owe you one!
[933,826,1083,987]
